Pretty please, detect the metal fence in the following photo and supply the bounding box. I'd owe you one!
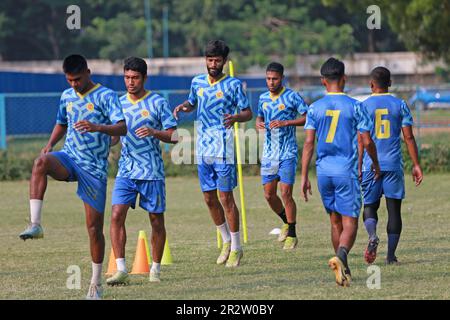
[0,88,267,150]
[1,86,449,150]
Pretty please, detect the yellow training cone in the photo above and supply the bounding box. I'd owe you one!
[161,238,173,265]
[105,248,117,276]
[130,230,150,274]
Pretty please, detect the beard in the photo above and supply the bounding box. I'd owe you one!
[207,66,223,78]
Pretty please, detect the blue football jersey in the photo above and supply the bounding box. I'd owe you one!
[56,84,125,179]
[188,74,250,161]
[304,93,372,179]
[257,87,308,161]
[361,93,413,172]
[118,91,177,180]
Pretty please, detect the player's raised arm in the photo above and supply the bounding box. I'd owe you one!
[223,107,252,129]
[74,91,127,136]
[402,126,423,186]
[173,101,195,120]
[269,92,308,129]
[269,116,306,129]
[135,126,178,144]
[74,119,127,136]
[136,97,179,143]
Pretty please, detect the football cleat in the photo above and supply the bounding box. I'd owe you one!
[216,242,231,265]
[364,236,379,264]
[19,224,44,240]
[86,284,103,300]
[385,256,400,265]
[328,256,351,287]
[149,271,161,282]
[278,224,289,242]
[283,236,298,250]
[225,249,243,268]
[106,271,130,286]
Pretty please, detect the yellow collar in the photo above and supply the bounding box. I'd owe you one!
[207,74,227,86]
[76,83,101,99]
[269,87,286,101]
[371,93,391,96]
[127,91,151,105]
[326,92,346,95]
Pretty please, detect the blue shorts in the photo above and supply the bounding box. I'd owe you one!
[112,177,166,214]
[361,170,405,205]
[317,175,362,218]
[197,157,237,192]
[50,151,107,213]
[261,158,297,185]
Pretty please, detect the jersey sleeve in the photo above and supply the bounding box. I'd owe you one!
[400,100,414,127]
[187,78,197,106]
[234,81,250,111]
[304,104,316,130]
[293,92,308,115]
[56,94,68,125]
[158,98,178,130]
[355,101,373,133]
[105,92,125,124]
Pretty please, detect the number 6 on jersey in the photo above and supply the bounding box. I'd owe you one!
[375,108,390,139]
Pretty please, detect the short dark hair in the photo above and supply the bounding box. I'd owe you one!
[204,40,230,59]
[124,56,147,77]
[266,62,284,76]
[63,54,88,74]
[371,66,391,88]
[320,57,345,81]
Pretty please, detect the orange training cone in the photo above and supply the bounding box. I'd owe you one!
[105,248,117,276]
[130,230,150,274]
[161,238,173,265]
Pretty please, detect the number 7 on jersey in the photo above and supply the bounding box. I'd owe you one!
[325,110,341,143]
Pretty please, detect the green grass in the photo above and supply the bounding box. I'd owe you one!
[412,108,450,123]
[1,174,449,300]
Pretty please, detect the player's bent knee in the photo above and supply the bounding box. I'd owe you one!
[264,191,276,202]
[33,155,50,173]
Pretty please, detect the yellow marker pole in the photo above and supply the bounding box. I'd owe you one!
[229,60,248,243]
[217,227,222,249]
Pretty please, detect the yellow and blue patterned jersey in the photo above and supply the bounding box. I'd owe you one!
[56,84,124,179]
[257,87,308,161]
[118,91,177,181]
[305,93,372,178]
[188,74,250,160]
[361,94,414,172]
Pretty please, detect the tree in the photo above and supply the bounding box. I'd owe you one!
[323,0,449,64]
[381,0,450,64]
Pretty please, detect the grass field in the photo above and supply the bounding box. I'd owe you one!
[1,174,449,300]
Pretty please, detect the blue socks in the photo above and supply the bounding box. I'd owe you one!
[387,234,400,260]
[364,218,378,240]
